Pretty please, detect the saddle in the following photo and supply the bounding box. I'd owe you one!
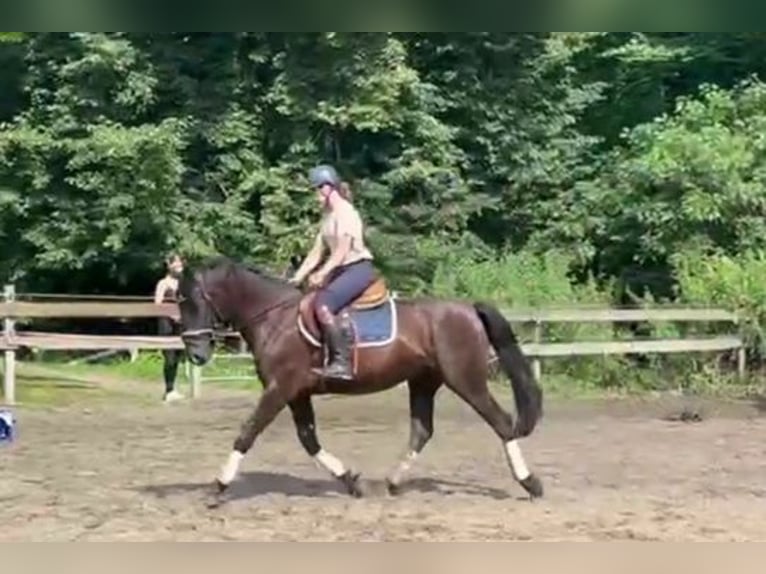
[298,275,390,342]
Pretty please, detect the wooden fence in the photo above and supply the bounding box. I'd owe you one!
[1,284,746,405]
[500,307,745,382]
[0,284,192,405]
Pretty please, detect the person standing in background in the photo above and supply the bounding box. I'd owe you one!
[154,253,185,402]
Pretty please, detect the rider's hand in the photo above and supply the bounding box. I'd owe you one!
[308,272,325,289]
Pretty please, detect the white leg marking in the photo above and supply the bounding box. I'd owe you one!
[314,449,346,477]
[504,440,531,481]
[389,450,418,486]
[219,450,244,485]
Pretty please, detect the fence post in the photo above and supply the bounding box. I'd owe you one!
[191,365,201,398]
[737,345,746,381]
[532,319,542,383]
[3,284,16,405]
[736,315,746,381]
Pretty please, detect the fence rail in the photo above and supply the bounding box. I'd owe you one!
[1,284,746,406]
[497,305,744,382]
[501,307,738,323]
[0,301,179,319]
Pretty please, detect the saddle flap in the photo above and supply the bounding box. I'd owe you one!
[299,292,320,339]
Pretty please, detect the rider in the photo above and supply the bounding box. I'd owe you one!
[289,165,377,381]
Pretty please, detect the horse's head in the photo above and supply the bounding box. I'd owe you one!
[177,256,301,365]
[177,258,235,366]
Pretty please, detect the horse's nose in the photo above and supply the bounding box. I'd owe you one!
[190,352,207,366]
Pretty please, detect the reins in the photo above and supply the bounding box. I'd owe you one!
[243,292,302,328]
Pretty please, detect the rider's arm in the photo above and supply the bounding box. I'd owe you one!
[153,279,167,305]
[292,231,325,284]
[316,235,351,278]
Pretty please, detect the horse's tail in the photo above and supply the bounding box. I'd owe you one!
[474,301,543,438]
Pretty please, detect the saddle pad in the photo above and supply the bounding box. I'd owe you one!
[299,297,398,349]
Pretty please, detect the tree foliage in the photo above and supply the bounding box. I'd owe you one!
[1,32,765,302]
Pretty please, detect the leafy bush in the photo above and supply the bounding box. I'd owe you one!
[430,247,655,389]
[672,248,766,356]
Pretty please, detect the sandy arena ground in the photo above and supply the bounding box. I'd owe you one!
[2,381,766,541]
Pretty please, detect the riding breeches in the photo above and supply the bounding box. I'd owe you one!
[314,259,376,316]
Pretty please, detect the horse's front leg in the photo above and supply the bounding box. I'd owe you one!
[211,384,288,505]
[386,376,441,495]
[289,395,363,497]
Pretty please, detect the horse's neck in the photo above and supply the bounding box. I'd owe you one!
[232,276,298,363]
[230,273,297,328]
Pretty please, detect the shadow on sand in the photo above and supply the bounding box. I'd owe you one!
[750,393,766,415]
[138,470,513,502]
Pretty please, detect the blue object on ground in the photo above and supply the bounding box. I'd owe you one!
[0,409,15,444]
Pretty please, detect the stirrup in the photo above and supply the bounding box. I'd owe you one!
[312,363,354,381]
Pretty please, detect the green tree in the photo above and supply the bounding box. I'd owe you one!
[583,78,766,296]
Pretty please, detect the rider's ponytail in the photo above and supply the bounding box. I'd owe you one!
[338,181,353,203]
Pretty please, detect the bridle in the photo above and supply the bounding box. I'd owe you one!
[180,270,302,342]
[178,272,222,341]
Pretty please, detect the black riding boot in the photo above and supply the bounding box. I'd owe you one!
[313,310,354,381]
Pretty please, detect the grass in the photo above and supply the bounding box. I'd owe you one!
[38,349,263,390]
[1,349,264,408]
[4,368,155,409]
[15,379,139,408]
[4,348,761,410]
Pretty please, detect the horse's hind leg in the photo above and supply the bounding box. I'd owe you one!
[386,375,441,495]
[289,395,363,497]
[443,366,543,499]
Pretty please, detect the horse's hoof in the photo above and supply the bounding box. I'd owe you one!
[520,474,544,500]
[386,479,402,497]
[340,471,364,498]
[206,480,230,509]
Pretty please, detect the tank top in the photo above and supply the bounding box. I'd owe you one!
[160,278,178,303]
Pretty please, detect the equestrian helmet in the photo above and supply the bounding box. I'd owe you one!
[308,164,341,189]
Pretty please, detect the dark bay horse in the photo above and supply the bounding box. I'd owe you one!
[177,257,544,503]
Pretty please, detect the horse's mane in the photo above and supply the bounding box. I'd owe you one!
[195,255,295,290]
